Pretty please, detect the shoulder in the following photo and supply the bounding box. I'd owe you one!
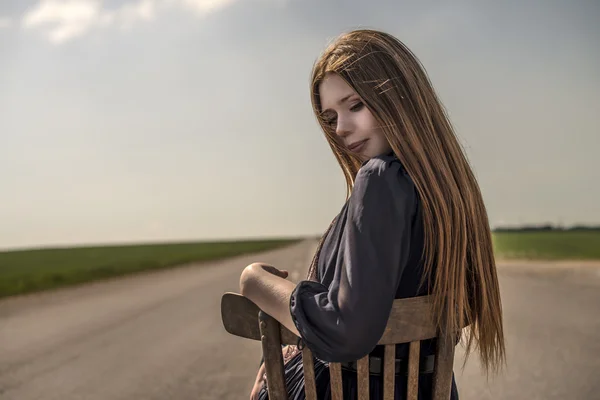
[350,152,417,215]
[355,152,415,194]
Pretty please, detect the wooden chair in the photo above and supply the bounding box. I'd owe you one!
[221,292,462,400]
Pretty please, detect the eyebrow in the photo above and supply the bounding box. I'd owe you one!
[320,93,356,114]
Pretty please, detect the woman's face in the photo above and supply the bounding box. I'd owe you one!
[318,73,392,161]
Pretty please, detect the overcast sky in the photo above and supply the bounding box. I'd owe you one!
[0,0,598,250]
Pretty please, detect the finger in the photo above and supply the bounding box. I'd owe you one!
[259,265,277,275]
[250,383,262,400]
[273,269,288,278]
[261,265,288,278]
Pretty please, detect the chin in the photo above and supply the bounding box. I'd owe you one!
[361,150,378,160]
[359,153,372,162]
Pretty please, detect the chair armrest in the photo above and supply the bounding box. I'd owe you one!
[221,292,262,340]
[221,292,301,345]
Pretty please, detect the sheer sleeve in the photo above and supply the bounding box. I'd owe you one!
[289,156,417,362]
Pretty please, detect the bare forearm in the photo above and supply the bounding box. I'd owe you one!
[239,264,301,337]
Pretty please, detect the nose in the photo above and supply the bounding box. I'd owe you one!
[335,115,352,138]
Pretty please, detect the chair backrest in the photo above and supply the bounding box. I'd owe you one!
[221,292,464,400]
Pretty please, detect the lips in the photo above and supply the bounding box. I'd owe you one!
[347,139,368,152]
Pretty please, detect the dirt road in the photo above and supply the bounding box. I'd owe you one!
[1,240,599,399]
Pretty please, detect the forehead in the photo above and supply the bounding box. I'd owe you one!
[319,73,357,110]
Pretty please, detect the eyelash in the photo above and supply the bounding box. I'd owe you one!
[350,102,364,112]
[324,101,364,126]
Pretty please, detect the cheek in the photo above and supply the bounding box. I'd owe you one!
[356,110,378,132]
[362,112,390,151]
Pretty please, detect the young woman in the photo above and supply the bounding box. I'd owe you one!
[239,28,506,400]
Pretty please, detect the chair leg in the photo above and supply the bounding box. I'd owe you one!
[259,311,288,400]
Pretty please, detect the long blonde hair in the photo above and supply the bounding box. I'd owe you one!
[306,29,506,376]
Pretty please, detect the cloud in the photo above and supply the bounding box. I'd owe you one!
[113,0,157,29]
[22,0,106,44]
[20,0,249,44]
[21,0,158,44]
[178,0,237,15]
[0,16,12,28]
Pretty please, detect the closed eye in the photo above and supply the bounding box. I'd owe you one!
[350,102,364,112]
[321,101,363,127]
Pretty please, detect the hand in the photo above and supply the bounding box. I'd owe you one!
[283,345,300,363]
[250,363,267,400]
[250,346,298,399]
[256,263,289,279]
[243,262,288,280]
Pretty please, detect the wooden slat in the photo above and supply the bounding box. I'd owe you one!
[357,355,370,400]
[302,348,317,400]
[221,292,440,345]
[432,333,457,400]
[222,292,466,346]
[378,296,437,344]
[258,311,287,400]
[383,344,396,400]
[407,341,420,400]
[329,362,344,400]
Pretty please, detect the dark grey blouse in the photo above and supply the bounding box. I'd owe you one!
[289,152,432,363]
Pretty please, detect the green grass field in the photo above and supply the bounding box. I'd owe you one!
[1,231,598,299]
[0,238,300,299]
[492,230,600,260]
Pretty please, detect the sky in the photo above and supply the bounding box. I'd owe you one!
[0,0,599,250]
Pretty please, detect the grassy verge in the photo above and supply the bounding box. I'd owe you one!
[2,231,598,299]
[0,238,301,299]
[492,230,600,260]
